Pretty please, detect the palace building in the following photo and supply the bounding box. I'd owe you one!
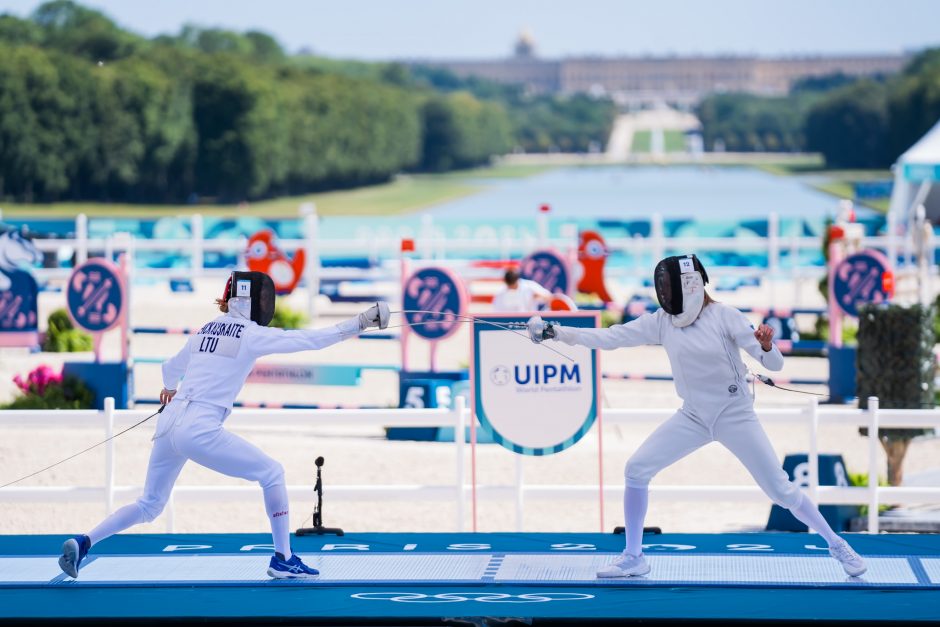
[412,32,909,108]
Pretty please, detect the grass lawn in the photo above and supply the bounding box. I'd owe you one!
[0,163,554,219]
[630,130,651,153]
[757,159,892,213]
[663,130,686,153]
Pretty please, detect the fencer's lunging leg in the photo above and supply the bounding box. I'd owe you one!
[715,409,867,576]
[596,410,713,577]
[788,493,840,546]
[263,482,292,556]
[86,434,187,546]
[715,411,802,511]
[623,485,648,557]
[174,415,292,559]
[623,410,711,551]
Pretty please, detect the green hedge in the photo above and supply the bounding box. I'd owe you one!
[857,303,936,409]
[856,302,936,486]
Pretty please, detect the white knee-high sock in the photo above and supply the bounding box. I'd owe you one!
[264,483,292,559]
[86,503,146,547]
[624,485,649,556]
[789,494,841,546]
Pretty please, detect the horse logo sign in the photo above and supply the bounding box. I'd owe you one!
[0,230,42,334]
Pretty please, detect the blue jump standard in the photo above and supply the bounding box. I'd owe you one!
[1,532,938,624]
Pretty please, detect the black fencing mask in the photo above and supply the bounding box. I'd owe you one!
[223,271,276,326]
[654,255,709,320]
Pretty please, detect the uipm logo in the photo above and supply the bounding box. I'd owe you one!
[514,363,580,385]
[490,365,510,386]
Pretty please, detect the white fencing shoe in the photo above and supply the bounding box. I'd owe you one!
[829,539,867,577]
[596,551,650,578]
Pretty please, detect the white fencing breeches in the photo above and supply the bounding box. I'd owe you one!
[87,401,290,555]
[624,403,802,510]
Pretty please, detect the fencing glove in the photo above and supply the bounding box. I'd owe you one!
[527,315,556,344]
[359,302,390,331]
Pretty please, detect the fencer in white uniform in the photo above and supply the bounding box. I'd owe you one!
[58,271,390,580]
[492,268,552,313]
[528,254,867,578]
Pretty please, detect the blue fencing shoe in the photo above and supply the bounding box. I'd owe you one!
[58,535,90,579]
[267,552,320,579]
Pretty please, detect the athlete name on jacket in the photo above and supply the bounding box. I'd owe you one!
[191,321,245,357]
[198,322,246,338]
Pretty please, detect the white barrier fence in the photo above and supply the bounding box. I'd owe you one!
[2,396,939,534]
[24,210,932,284]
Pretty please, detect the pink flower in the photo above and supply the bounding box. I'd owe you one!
[12,365,64,396]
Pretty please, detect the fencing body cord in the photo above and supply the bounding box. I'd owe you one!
[1,315,821,488]
[0,314,567,488]
[0,405,166,489]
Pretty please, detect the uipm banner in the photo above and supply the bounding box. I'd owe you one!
[471,312,599,456]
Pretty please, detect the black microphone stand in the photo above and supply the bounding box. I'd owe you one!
[296,456,344,536]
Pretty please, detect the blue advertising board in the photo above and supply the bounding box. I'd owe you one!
[0,270,38,333]
[520,249,570,295]
[831,250,890,318]
[67,259,125,333]
[402,267,466,341]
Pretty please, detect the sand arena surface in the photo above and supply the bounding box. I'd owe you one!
[1,278,938,536]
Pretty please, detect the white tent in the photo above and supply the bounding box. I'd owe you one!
[887,118,940,275]
[888,118,940,223]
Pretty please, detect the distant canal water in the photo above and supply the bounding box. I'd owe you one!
[428,165,876,219]
[5,165,885,272]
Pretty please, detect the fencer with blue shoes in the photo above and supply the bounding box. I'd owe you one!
[52,272,390,581]
[267,552,320,579]
[58,534,91,579]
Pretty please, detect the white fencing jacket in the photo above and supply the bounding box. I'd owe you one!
[553,302,783,423]
[492,279,552,313]
[161,313,360,412]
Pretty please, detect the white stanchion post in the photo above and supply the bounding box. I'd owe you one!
[808,397,819,503]
[191,214,204,278]
[867,397,880,534]
[421,214,433,261]
[76,213,88,265]
[887,210,897,274]
[119,252,131,364]
[651,213,665,263]
[300,203,319,320]
[768,212,780,311]
[537,204,550,246]
[104,397,115,515]
[515,456,525,533]
[768,212,780,274]
[455,395,466,532]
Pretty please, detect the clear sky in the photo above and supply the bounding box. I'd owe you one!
[2,0,938,60]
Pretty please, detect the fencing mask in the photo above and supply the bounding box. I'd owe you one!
[654,255,709,327]
[222,271,276,326]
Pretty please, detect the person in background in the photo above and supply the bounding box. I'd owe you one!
[492,268,552,313]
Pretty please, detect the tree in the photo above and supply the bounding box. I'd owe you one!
[31,0,140,61]
[804,80,890,168]
[887,50,940,161]
[0,15,42,45]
